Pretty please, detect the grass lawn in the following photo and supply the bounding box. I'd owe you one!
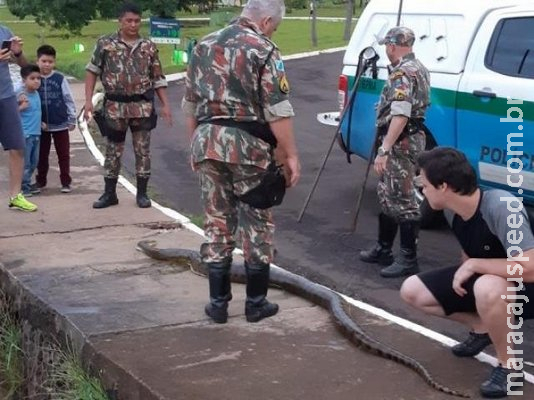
[1,4,361,79]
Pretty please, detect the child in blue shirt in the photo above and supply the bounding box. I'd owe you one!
[17,64,42,197]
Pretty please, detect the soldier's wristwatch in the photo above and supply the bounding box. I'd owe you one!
[377,146,390,157]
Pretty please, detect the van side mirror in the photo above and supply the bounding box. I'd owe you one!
[357,46,379,78]
[361,46,378,62]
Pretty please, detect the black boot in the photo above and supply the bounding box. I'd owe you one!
[360,213,398,265]
[93,177,119,209]
[245,262,279,323]
[136,176,151,208]
[380,220,420,278]
[205,259,232,324]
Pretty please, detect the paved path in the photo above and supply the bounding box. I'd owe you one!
[0,76,532,400]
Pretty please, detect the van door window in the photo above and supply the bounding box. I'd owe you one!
[485,17,534,79]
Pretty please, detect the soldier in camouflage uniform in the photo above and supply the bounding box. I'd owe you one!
[84,2,172,209]
[183,0,301,324]
[359,27,431,278]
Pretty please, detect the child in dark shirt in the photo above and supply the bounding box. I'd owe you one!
[35,45,76,193]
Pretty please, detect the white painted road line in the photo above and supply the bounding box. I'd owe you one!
[78,48,533,384]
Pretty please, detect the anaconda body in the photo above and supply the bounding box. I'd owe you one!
[137,240,469,398]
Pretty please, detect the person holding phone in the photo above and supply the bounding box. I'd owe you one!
[0,24,38,211]
[1,39,12,51]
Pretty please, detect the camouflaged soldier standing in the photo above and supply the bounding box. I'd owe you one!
[359,27,431,278]
[84,2,172,209]
[183,0,301,324]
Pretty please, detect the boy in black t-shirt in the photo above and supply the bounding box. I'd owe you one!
[401,147,534,398]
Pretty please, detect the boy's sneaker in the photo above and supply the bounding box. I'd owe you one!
[30,183,41,195]
[452,332,492,357]
[480,365,524,398]
[22,190,32,197]
[61,185,72,193]
[9,193,38,212]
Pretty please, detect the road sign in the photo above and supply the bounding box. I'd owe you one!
[149,17,181,45]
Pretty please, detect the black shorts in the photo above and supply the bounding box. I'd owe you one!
[418,266,534,319]
[0,96,25,150]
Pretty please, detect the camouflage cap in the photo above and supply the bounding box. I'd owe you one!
[378,27,415,46]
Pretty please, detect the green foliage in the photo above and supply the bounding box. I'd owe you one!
[139,0,183,19]
[188,214,204,228]
[51,348,108,400]
[0,307,24,398]
[5,0,217,33]
[4,17,350,80]
[7,0,97,34]
[97,0,120,19]
[287,0,308,10]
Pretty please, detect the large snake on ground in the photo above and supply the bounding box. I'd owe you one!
[137,239,469,398]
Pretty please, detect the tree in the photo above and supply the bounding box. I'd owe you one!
[7,0,97,33]
[6,0,213,34]
[343,0,354,41]
[310,0,317,47]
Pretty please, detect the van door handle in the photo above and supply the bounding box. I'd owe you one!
[473,90,496,98]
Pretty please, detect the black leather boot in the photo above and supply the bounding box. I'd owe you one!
[93,177,119,209]
[136,176,151,208]
[380,220,420,278]
[205,259,232,324]
[359,213,398,265]
[245,261,279,323]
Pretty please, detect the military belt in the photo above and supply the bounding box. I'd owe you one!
[200,119,277,147]
[105,89,155,103]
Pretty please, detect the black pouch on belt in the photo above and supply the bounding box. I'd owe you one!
[397,118,425,141]
[148,107,158,130]
[238,162,286,209]
[92,109,108,137]
[144,90,158,130]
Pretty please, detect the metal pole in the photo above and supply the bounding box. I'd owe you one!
[350,131,379,233]
[351,4,404,233]
[297,62,369,223]
[297,122,339,222]
[396,0,404,26]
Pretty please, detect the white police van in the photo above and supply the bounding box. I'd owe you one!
[335,0,534,223]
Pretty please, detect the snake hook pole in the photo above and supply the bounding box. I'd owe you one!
[297,48,377,223]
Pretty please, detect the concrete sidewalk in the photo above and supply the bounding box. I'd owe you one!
[0,81,531,400]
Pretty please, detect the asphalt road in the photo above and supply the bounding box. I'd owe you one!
[120,50,534,368]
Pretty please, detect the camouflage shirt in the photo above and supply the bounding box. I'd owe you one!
[376,53,430,127]
[183,17,295,169]
[86,31,167,119]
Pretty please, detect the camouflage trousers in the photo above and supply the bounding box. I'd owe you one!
[196,159,274,265]
[377,132,425,222]
[103,117,152,179]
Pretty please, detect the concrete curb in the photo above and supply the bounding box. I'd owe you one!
[0,259,162,399]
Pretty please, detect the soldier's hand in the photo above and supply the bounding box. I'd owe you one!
[84,101,94,121]
[161,104,172,126]
[285,155,301,188]
[374,154,388,175]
